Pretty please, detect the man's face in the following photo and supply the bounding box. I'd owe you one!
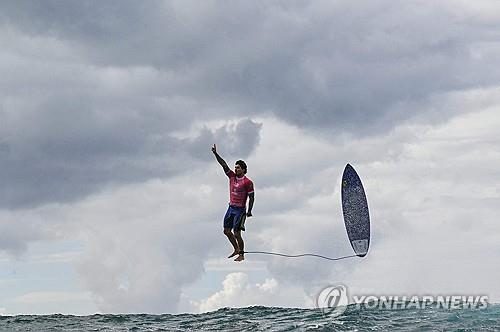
[234,164,244,176]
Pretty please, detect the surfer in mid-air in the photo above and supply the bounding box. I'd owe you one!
[212,144,254,262]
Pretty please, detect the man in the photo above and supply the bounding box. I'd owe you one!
[211,144,254,262]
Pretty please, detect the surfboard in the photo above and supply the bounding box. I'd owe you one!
[341,164,370,257]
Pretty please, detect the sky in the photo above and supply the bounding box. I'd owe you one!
[0,0,499,315]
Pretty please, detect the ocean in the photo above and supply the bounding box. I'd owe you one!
[0,304,498,331]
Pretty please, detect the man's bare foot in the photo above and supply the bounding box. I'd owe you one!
[228,251,239,258]
[234,254,245,262]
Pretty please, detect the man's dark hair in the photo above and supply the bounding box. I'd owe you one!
[235,160,247,174]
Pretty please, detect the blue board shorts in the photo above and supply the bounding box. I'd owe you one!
[223,205,247,231]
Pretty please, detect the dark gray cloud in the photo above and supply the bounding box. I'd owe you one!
[184,118,262,162]
[3,1,499,127]
[0,114,261,208]
[0,217,42,256]
[1,0,499,209]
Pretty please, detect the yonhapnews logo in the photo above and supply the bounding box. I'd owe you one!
[316,284,349,317]
[316,284,489,317]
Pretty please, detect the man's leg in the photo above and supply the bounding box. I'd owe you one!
[234,230,245,261]
[223,228,239,258]
[223,208,239,258]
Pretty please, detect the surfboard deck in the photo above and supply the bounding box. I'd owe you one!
[341,164,370,257]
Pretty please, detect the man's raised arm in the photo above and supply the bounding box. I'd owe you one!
[211,144,230,173]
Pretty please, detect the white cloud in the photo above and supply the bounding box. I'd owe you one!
[71,175,221,313]
[204,258,267,272]
[194,272,311,313]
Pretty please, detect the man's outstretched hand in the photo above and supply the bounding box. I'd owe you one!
[211,144,217,154]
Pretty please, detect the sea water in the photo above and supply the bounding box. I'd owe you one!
[1,304,498,331]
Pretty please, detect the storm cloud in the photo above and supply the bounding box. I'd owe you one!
[1,1,499,314]
[2,1,499,208]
